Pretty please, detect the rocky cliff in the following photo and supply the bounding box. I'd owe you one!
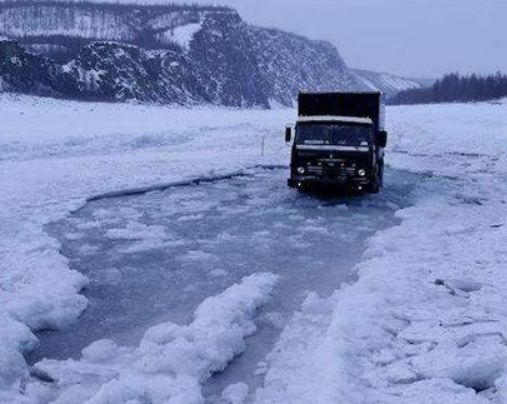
[0,1,365,107]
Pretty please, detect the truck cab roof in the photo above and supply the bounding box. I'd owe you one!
[297,115,374,125]
[298,92,385,132]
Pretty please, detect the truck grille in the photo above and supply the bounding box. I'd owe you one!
[307,165,356,177]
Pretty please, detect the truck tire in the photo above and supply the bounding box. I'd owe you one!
[378,160,384,187]
[366,178,380,194]
[366,164,382,194]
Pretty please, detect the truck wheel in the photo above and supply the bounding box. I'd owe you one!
[367,179,380,194]
[378,161,384,187]
[367,167,381,194]
[297,182,314,193]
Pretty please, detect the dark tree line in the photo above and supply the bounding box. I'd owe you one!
[0,0,231,14]
[389,72,507,105]
[0,0,230,61]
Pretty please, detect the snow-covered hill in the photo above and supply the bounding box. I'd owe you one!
[353,68,432,98]
[0,1,365,106]
[0,1,233,59]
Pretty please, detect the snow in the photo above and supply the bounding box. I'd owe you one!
[25,273,278,403]
[353,69,424,97]
[0,5,134,42]
[1,93,507,403]
[158,22,203,50]
[0,93,293,402]
[297,115,373,124]
[296,144,369,152]
[256,99,507,403]
[221,383,249,403]
[30,165,411,397]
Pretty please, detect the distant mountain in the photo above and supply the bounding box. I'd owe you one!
[353,68,433,99]
[0,1,365,107]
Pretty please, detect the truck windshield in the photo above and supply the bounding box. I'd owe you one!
[296,124,372,146]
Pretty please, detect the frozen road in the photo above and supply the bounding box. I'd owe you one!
[29,167,419,401]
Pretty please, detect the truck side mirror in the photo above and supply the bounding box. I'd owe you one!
[378,130,388,148]
[285,126,292,143]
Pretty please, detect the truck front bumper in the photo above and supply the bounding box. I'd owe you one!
[288,175,370,189]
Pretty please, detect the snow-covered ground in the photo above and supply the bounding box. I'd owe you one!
[0,94,293,403]
[1,94,507,403]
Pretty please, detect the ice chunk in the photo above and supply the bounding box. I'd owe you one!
[31,273,278,403]
[221,382,249,404]
[81,340,120,363]
[105,222,167,241]
[411,335,507,390]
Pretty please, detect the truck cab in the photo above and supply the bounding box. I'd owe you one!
[286,92,387,193]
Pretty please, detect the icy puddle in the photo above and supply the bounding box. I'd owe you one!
[29,167,419,401]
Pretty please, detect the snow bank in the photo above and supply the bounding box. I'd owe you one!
[0,93,293,399]
[26,273,277,403]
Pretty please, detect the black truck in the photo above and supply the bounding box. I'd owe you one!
[285,92,388,193]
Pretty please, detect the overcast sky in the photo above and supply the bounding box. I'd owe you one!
[190,0,507,79]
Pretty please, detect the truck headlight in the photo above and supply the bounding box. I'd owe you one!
[358,169,366,177]
[297,167,306,175]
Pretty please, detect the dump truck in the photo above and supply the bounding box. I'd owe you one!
[285,92,388,193]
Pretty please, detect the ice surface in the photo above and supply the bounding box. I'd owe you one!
[27,273,277,403]
[28,168,418,403]
[2,94,507,403]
